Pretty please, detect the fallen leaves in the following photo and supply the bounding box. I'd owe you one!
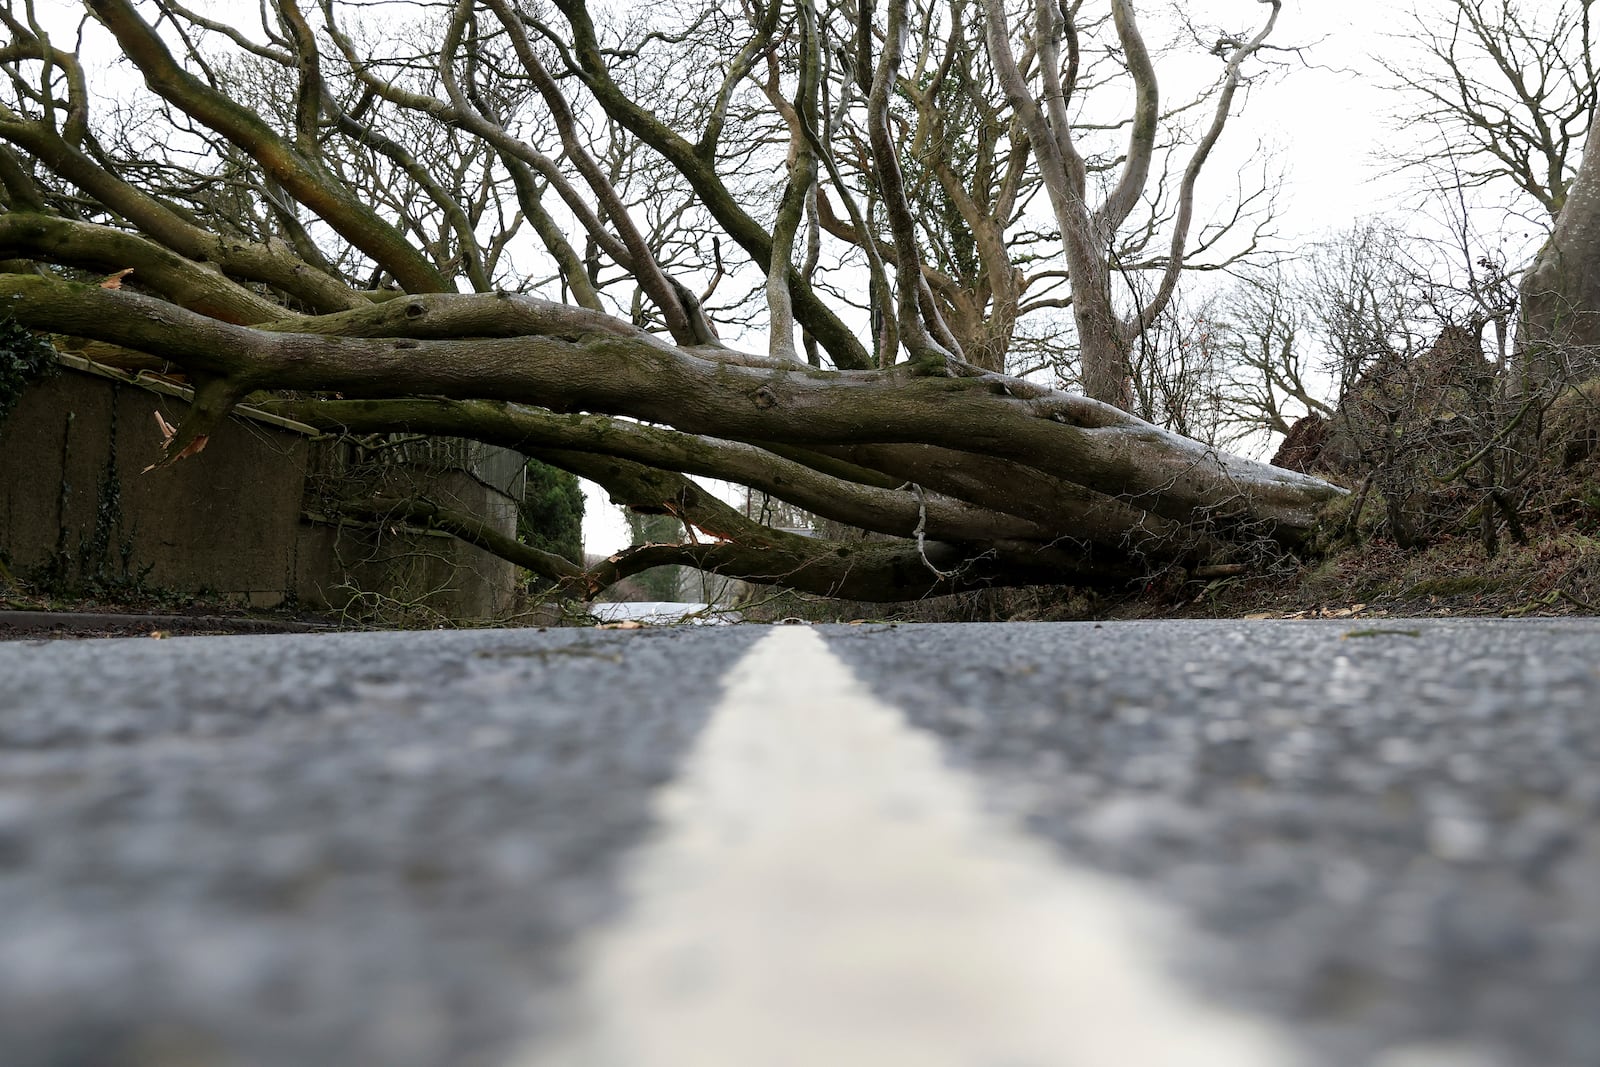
[100,268,134,289]
[1243,603,1377,621]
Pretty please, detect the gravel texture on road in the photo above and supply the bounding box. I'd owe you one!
[5,619,1600,1067]
[824,618,1600,1067]
[0,626,762,1067]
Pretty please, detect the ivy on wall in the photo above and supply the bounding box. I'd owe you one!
[0,315,56,426]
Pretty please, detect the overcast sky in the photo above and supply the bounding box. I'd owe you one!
[1233,0,1419,231]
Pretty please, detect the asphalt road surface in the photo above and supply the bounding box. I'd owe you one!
[2,619,1599,1066]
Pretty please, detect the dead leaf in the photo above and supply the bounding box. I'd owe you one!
[1243,612,1275,620]
[596,620,645,630]
[100,268,135,289]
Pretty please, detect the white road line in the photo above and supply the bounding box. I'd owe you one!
[516,626,1303,1067]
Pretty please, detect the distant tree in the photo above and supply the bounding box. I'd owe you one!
[1382,0,1594,226]
[1208,271,1334,445]
[624,511,684,601]
[518,460,584,566]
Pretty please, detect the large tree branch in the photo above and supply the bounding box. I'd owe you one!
[267,396,1056,544]
[866,0,964,365]
[807,441,1220,559]
[319,8,638,294]
[982,0,1125,405]
[758,1,822,363]
[476,0,707,344]
[554,451,1129,601]
[0,98,364,312]
[1094,0,1160,233]
[2,274,1343,539]
[343,495,582,585]
[0,213,289,324]
[549,0,875,369]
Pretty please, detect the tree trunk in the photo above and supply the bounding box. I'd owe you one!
[1519,136,1600,388]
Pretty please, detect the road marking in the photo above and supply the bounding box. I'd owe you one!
[516,626,1302,1067]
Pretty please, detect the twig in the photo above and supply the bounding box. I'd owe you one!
[909,482,953,580]
[1558,588,1597,612]
[1191,563,1249,579]
[1432,394,1538,485]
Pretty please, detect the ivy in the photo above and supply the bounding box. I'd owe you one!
[0,314,57,426]
[624,510,684,601]
[518,458,585,565]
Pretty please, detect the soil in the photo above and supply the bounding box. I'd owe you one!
[1150,530,1600,623]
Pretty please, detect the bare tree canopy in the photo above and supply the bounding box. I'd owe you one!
[1382,0,1595,225]
[0,0,1343,602]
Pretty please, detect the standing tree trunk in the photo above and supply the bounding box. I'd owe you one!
[983,0,1282,409]
[1519,135,1600,388]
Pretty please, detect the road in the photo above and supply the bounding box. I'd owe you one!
[2,619,1598,1066]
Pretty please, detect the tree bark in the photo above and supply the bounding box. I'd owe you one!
[0,275,1343,541]
[269,397,1057,545]
[1519,134,1600,387]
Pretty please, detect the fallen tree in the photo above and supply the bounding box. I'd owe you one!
[0,0,1345,602]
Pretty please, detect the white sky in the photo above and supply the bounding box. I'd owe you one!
[1242,1,1404,226]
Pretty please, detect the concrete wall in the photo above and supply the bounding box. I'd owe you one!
[0,360,527,620]
[303,436,526,621]
[1,366,313,607]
